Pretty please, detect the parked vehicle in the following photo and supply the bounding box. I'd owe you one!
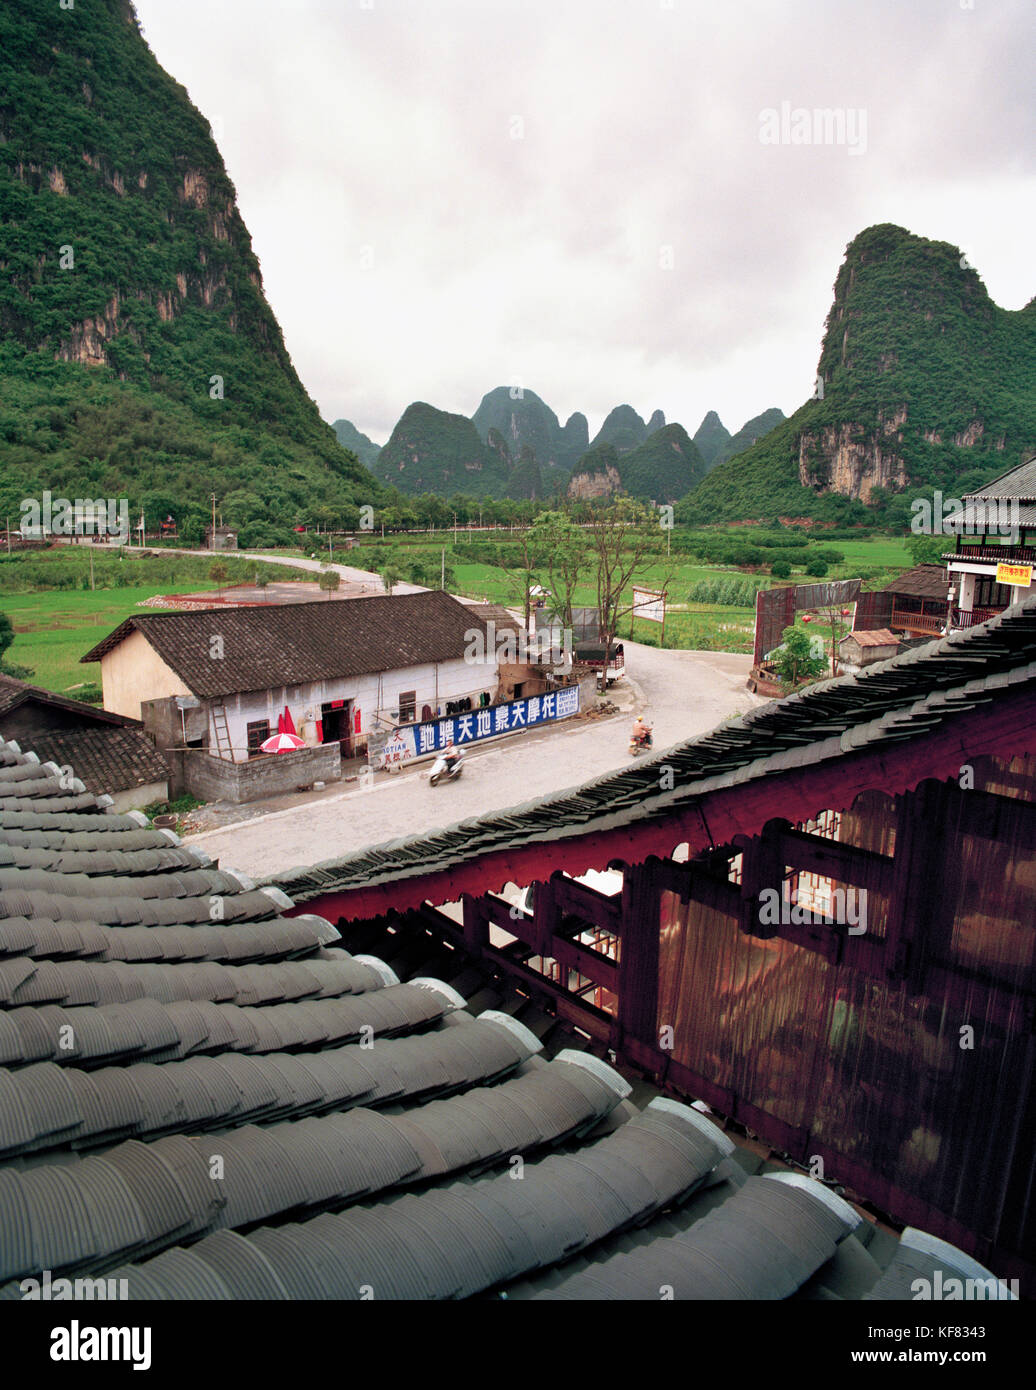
[428,744,464,786]
[574,640,625,685]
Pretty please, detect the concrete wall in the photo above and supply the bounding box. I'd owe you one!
[183,744,341,804]
[107,780,169,815]
[100,629,192,719]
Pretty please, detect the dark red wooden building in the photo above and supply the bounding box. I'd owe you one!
[276,595,1036,1289]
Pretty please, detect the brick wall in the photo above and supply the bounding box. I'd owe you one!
[183,744,342,804]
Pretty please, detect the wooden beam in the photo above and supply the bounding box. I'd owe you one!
[551,875,623,934]
[547,936,619,993]
[776,826,895,895]
[617,860,662,1048]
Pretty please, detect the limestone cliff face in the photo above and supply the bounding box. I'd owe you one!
[798,413,909,501]
[567,464,621,499]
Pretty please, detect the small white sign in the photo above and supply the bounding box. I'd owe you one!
[632,587,666,624]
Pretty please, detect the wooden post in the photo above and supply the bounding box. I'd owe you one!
[617,860,661,1052]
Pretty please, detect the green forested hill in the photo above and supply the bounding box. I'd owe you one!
[682,225,1036,523]
[0,0,380,539]
[471,387,587,474]
[331,419,382,469]
[568,424,706,502]
[373,402,511,497]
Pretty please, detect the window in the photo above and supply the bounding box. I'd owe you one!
[974,577,1013,609]
[246,719,271,757]
[398,690,416,723]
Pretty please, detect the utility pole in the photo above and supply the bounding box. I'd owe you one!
[210,494,216,550]
[441,547,445,589]
[5,518,9,555]
[89,547,95,591]
[453,513,457,544]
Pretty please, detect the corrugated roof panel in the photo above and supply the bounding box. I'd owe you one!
[146,1134,224,1237]
[11,1062,81,1151]
[19,1162,99,1270]
[67,1067,140,1146]
[0,1069,35,1152]
[65,1154,150,1261]
[243,1225,333,1299]
[183,1229,291,1300]
[131,1245,234,1299]
[99,1140,194,1247]
[0,1168,37,1281]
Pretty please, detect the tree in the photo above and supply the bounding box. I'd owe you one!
[773,624,826,690]
[771,559,791,578]
[907,534,945,566]
[379,564,403,595]
[318,569,341,600]
[528,511,587,632]
[208,561,228,597]
[584,499,678,690]
[805,559,828,577]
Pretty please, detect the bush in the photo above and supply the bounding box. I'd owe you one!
[805,559,829,577]
[771,559,791,578]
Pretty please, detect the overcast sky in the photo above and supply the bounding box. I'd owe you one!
[133,0,1034,447]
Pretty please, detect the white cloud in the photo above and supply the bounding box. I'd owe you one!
[134,0,1034,447]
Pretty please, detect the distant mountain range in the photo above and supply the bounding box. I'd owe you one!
[357,393,784,501]
[568,424,708,503]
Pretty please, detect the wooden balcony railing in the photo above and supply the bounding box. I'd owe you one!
[889,606,945,634]
[949,605,1004,630]
[943,544,1036,565]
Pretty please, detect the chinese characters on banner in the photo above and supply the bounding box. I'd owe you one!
[378,686,580,769]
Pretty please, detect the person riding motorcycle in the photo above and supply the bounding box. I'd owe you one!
[630,716,653,751]
[443,739,463,771]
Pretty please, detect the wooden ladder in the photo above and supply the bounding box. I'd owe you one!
[210,701,234,760]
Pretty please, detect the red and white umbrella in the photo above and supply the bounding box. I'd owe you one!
[259,732,305,753]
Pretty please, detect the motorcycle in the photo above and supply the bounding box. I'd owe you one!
[629,729,653,758]
[429,750,464,786]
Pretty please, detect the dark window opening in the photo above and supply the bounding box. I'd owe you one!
[246,719,270,758]
[398,690,416,723]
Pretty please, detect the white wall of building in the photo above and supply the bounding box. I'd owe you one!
[212,657,497,761]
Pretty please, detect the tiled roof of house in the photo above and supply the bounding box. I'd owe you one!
[962,454,1036,502]
[0,678,167,796]
[271,594,1036,904]
[80,590,491,698]
[881,564,949,600]
[0,731,1014,1300]
[0,675,129,727]
[844,629,899,647]
[8,727,167,796]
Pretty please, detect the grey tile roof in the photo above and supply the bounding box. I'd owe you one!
[8,727,167,797]
[962,453,1036,501]
[80,590,492,698]
[0,726,1012,1302]
[270,593,1036,903]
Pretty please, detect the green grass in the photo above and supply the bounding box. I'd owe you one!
[1,586,185,693]
[821,537,913,568]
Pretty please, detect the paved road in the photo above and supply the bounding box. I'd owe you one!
[111,542,425,594]
[189,640,768,881]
